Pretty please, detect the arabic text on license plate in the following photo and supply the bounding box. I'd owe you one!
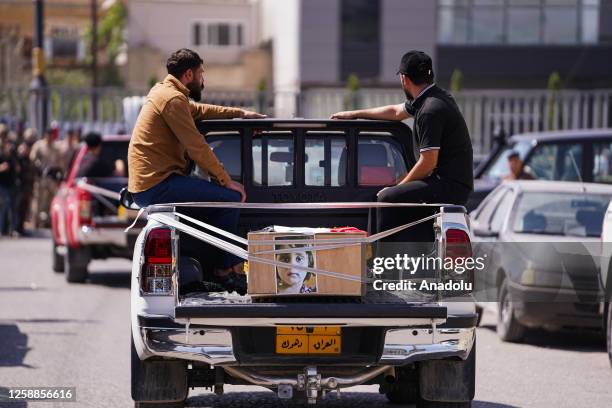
[275,326,341,354]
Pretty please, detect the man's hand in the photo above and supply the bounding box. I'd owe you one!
[227,180,247,203]
[330,110,357,120]
[242,110,267,119]
[376,186,391,198]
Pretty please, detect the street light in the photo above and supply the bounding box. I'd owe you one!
[91,0,98,122]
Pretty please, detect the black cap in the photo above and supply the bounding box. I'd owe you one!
[397,50,433,78]
[84,132,102,149]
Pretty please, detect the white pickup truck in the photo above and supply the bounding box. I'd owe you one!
[129,119,478,407]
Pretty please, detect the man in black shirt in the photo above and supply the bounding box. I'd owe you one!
[331,50,473,241]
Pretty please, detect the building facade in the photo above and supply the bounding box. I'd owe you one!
[436,0,612,89]
[126,0,271,92]
[260,0,612,94]
[0,0,92,87]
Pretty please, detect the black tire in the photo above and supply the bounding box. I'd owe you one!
[385,367,418,404]
[475,305,483,327]
[417,401,471,408]
[497,277,526,342]
[607,303,612,368]
[64,247,89,283]
[131,333,187,406]
[52,241,64,273]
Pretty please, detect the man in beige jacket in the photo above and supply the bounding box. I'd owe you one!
[128,48,265,291]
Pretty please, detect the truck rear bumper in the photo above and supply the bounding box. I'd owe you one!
[78,225,127,246]
[136,314,476,367]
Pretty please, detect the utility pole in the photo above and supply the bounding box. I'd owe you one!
[91,0,98,121]
[29,0,47,134]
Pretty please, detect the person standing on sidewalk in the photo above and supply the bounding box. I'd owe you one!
[30,128,62,228]
[127,48,266,292]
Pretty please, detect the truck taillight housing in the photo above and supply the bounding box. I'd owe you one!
[77,189,92,225]
[445,228,472,260]
[141,227,174,295]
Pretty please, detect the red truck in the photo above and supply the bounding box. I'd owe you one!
[50,134,140,282]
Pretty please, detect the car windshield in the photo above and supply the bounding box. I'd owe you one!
[512,192,610,237]
[482,141,531,180]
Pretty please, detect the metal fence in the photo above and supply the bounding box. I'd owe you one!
[300,87,612,154]
[1,85,611,155]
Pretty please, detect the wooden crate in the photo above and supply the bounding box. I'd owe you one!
[247,231,366,297]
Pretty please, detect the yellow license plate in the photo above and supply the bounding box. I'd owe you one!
[275,326,341,354]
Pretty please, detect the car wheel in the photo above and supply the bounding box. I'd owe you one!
[475,305,483,327]
[497,277,525,342]
[52,241,64,273]
[607,303,612,368]
[64,247,89,283]
[131,332,188,406]
[385,366,418,404]
[417,401,471,408]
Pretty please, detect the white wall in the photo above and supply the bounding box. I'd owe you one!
[259,0,301,116]
[128,0,257,65]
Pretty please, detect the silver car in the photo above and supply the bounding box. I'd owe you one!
[471,180,612,342]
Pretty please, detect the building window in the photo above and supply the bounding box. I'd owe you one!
[45,26,83,60]
[340,0,380,81]
[191,21,245,48]
[438,0,601,45]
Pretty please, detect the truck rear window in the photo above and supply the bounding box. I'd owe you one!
[207,132,242,181]
[253,131,295,186]
[358,132,407,186]
[305,131,347,187]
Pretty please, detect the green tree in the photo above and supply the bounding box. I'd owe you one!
[344,74,361,110]
[450,69,463,93]
[83,1,127,86]
[546,71,563,129]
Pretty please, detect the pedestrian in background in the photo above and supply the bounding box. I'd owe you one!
[30,128,62,228]
[13,139,35,236]
[60,126,81,174]
[0,136,16,236]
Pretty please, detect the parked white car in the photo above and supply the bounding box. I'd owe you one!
[600,200,612,366]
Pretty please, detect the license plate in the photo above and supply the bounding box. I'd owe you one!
[275,326,341,354]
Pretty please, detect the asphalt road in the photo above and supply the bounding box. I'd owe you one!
[0,235,611,408]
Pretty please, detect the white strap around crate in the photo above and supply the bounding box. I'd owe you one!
[145,206,442,283]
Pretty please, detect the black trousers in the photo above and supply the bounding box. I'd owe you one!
[375,176,471,244]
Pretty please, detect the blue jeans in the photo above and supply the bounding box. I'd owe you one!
[133,174,242,269]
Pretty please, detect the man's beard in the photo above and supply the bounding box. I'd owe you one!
[404,89,414,102]
[187,80,204,101]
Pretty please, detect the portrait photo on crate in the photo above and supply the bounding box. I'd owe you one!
[274,235,317,294]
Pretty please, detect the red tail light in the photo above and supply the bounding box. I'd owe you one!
[77,188,92,225]
[141,228,174,294]
[445,228,472,259]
